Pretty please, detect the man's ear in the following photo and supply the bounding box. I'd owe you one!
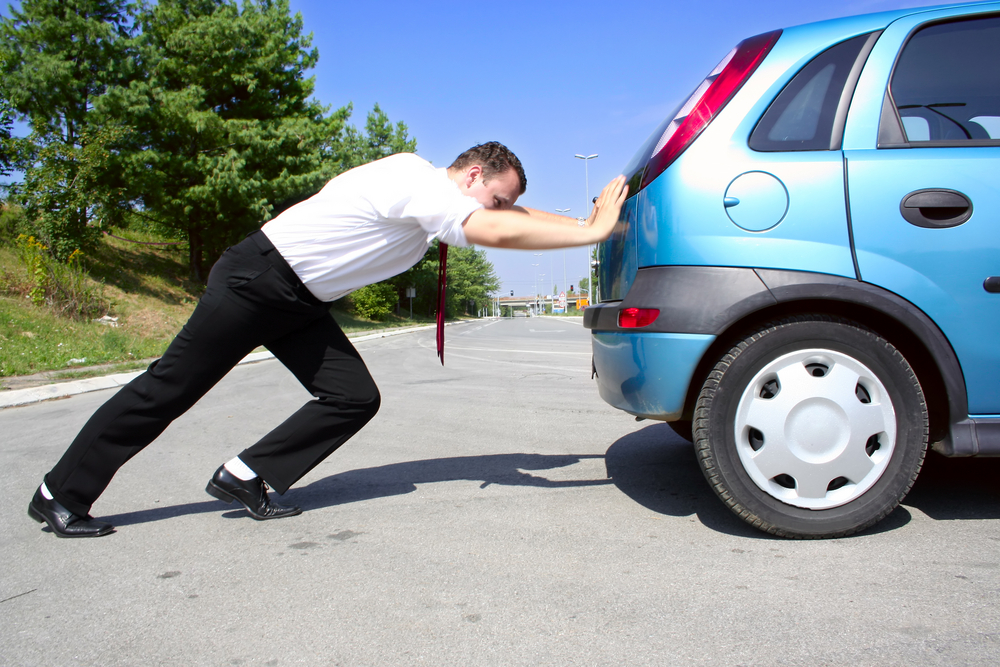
[464,164,483,188]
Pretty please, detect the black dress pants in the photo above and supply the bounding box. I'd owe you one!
[45,232,381,518]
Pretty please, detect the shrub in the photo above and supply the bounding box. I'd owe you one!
[350,283,398,320]
[0,235,110,319]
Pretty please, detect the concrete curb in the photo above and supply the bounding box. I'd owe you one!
[0,322,447,410]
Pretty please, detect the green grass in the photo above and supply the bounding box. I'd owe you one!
[0,297,171,377]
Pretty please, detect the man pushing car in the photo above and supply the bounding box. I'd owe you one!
[29,141,628,538]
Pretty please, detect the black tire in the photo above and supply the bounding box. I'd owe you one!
[694,315,928,539]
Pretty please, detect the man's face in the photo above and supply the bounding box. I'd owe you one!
[458,165,521,210]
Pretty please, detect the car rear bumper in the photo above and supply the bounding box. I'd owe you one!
[591,331,715,420]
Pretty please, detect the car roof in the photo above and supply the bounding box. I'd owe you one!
[781,1,999,36]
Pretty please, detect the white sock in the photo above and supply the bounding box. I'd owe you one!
[40,482,54,500]
[224,456,258,481]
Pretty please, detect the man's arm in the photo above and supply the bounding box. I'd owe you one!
[463,176,627,249]
[510,206,579,226]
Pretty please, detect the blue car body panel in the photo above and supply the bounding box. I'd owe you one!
[632,149,855,279]
[847,148,1000,413]
[597,196,638,301]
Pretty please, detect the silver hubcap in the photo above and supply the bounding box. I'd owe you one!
[733,349,896,509]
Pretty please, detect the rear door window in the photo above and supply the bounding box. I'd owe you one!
[886,16,1000,144]
[750,33,874,151]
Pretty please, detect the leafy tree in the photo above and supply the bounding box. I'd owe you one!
[103,0,348,280]
[17,123,131,258]
[388,241,499,318]
[269,102,416,219]
[445,245,500,316]
[0,0,135,255]
[387,247,439,318]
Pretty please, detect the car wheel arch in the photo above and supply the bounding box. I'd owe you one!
[675,277,964,450]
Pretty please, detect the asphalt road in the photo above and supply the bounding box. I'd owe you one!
[2,316,1000,666]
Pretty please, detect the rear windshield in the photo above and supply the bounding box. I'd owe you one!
[621,103,682,195]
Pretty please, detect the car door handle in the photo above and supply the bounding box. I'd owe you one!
[899,189,972,228]
[985,277,1000,293]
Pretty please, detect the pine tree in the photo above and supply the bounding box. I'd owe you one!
[0,0,134,256]
[342,103,416,171]
[104,0,348,279]
[0,72,16,180]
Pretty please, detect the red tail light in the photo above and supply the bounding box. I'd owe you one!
[640,30,781,190]
[619,308,660,328]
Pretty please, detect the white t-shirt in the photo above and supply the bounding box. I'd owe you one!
[261,153,482,303]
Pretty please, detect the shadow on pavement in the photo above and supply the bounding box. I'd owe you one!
[101,431,998,532]
[603,423,766,538]
[101,499,243,526]
[102,453,614,525]
[294,453,613,510]
[603,423,1000,538]
[902,451,1000,520]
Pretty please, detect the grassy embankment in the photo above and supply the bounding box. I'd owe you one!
[0,230,435,383]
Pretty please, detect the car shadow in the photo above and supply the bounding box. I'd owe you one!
[604,423,1000,538]
[603,423,769,538]
[903,451,1000,520]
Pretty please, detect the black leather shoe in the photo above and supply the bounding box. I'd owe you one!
[28,488,114,538]
[205,466,301,520]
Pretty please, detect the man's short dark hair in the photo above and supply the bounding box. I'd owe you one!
[449,142,527,195]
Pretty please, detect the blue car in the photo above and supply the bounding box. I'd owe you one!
[586,1,1000,538]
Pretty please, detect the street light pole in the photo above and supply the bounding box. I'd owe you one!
[531,261,540,316]
[556,208,570,304]
[533,253,543,315]
[575,154,598,305]
[538,273,545,314]
[574,154,598,213]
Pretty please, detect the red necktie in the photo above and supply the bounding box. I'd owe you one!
[436,242,448,365]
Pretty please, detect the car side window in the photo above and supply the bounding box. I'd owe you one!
[887,15,1000,144]
[750,34,873,152]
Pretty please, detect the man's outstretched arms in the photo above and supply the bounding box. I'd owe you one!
[463,176,628,250]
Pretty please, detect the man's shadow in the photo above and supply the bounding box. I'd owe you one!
[290,453,612,510]
[101,453,613,526]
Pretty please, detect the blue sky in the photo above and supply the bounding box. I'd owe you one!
[4,0,949,296]
[287,0,949,297]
